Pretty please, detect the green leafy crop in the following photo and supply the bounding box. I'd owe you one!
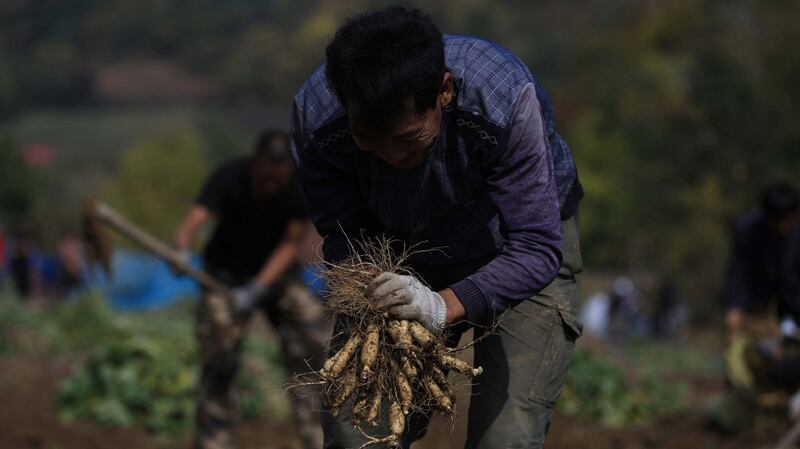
[558,348,689,426]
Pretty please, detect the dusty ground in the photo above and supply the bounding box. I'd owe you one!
[0,349,790,449]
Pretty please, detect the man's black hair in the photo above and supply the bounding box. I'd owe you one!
[761,182,800,219]
[254,129,290,161]
[325,6,445,133]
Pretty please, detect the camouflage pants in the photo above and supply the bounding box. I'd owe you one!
[194,279,329,449]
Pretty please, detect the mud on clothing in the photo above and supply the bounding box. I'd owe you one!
[291,34,584,449]
[195,282,328,449]
[198,157,308,283]
[193,157,323,449]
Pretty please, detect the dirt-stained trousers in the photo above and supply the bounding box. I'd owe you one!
[195,277,329,449]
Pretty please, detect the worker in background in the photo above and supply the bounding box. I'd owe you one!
[711,182,800,432]
[10,232,33,300]
[724,182,800,340]
[173,130,327,449]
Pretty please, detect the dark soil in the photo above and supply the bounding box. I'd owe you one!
[545,413,783,449]
[0,356,300,449]
[0,353,789,449]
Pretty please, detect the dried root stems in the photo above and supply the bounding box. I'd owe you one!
[293,237,483,444]
[314,317,481,441]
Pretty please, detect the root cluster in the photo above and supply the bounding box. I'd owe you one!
[296,237,483,448]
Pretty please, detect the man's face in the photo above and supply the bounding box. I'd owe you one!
[349,73,453,170]
[251,157,293,200]
[769,212,798,237]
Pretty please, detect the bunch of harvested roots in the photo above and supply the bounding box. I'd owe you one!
[297,237,483,448]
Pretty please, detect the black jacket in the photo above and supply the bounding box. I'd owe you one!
[723,209,800,321]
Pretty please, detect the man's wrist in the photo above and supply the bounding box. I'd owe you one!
[174,230,193,250]
[439,288,466,324]
[249,281,269,295]
[449,279,489,324]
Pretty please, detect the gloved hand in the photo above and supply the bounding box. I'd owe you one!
[170,249,193,276]
[366,272,447,332]
[232,282,268,316]
[780,316,798,340]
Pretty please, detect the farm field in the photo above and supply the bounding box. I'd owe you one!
[0,293,787,449]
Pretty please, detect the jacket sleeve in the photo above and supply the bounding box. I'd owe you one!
[449,83,563,325]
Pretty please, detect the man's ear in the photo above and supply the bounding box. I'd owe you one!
[440,72,454,107]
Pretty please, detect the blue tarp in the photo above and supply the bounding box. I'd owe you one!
[85,250,327,311]
[301,263,327,298]
[85,249,200,311]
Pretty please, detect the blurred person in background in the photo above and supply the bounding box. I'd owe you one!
[724,182,800,340]
[10,232,33,299]
[30,247,60,301]
[651,277,683,339]
[173,130,327,449]
[651,278,676,338]
[711,182,800,432]
[608,276,643,338]
[581,289,611,338]
[58,229,85,298]
[291,7,582,448]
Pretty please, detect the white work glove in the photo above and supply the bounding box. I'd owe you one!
[367,272,447,332]
[232,282,268,316]
[780,316,798,340]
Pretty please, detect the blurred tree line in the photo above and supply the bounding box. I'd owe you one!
[1,0,799,317]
